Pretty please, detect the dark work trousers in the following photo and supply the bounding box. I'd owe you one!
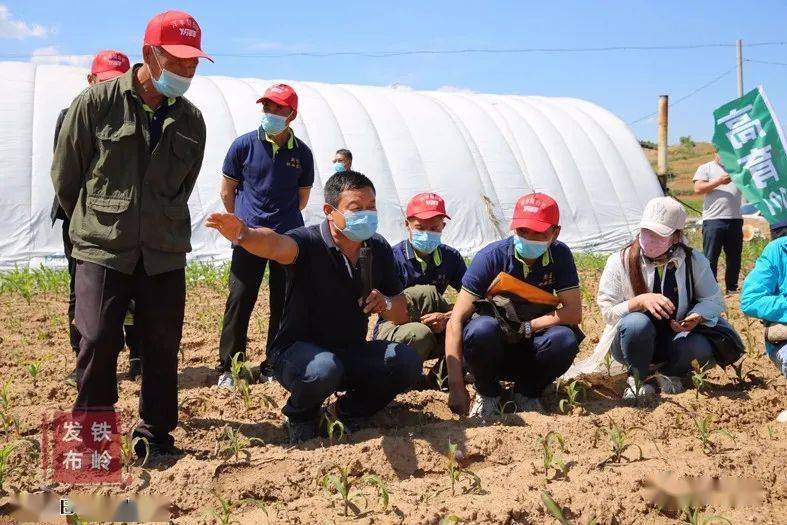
[218,246,285,372]
[73,260,185,447]
[772,224,787,240]
[61,218,140,361]
[702,218,743,292]
[61,218,81,354]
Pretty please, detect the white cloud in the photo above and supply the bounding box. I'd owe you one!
[436,85,474,94]
[0,5,49,39]
[30,46,92,68]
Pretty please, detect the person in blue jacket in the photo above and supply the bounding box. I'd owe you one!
[740,236,787,422]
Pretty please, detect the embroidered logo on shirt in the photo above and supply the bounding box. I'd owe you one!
[287,157,301,169]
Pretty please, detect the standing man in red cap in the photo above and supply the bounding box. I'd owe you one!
[50,50,142,387]
[51,10,211,458]
[375,192,466,385]
[216,83,314,388]
[444,193,583,418]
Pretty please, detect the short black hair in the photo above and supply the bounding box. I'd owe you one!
[335,148,353,161]
[324,171,375,208]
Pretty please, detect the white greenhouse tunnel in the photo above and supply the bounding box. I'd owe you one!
[0,62,663,269]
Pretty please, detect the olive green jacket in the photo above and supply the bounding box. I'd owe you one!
[50,65,206,275]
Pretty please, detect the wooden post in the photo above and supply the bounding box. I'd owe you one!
[657,95,668,190]
[737,39,744,97]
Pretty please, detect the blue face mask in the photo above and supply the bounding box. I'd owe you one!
[151,48,192,97]
[513,235,550,260]
[410,230,441,254]
[260,112,289,135]
[333,162,346,173]
[338,210,378,242]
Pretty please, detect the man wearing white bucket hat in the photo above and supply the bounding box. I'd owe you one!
[595,197,727,398]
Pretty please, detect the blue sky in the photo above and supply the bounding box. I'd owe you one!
[2,0,787,142]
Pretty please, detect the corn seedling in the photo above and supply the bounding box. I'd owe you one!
[0,442,16,491]
[767,425,777,440]
[434,359,448,391]
[693,415,735,455]
[236,379,253,411]
[690,360,712,399]
[22,357,47,387]
[559,380,586,414]
[597,420,660,468]
[495,399,517,419]
[321,466,361,516]
[205,490,267,525]
[364,474,390,511]
[322,413,346,444]
[214,425,264,463]
[602,351,613,377]
[119,431,149,476]
[679,503,731,525]
[742,318,759,359]
[447,440,482,496]
[439,515,460,525]
[229,352,253,385]
[539,431,568,479]
[541,491,597,525]
[0,410,16,440]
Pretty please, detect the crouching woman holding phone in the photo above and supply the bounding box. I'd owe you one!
[596,197,726,398]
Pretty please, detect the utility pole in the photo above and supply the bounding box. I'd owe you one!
[657,95,669,191]
[737,39,744,97]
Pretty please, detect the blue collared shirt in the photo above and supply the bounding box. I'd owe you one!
[462,236,579,298]
[392,240,466,295]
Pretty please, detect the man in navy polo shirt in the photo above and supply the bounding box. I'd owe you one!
[207,171,422,443]
[217,83,314,388]
[377,193,466,374]
[444,193,582,418]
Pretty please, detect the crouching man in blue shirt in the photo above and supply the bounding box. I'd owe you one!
[207,171,422,442]
[444,193,582,418]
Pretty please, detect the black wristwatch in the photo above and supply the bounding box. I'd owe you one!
[523,321,533,339]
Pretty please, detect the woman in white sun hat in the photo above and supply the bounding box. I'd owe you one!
[596,196,726,398]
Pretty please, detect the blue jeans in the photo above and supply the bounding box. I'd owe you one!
[274,340,422,422]
[611,312,715,379]
[462,316,579,397]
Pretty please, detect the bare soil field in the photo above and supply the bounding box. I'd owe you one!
[0,247,785,524]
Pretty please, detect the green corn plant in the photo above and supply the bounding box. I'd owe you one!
[558,380,586,414]
[214,425,264,463]
[447,440,482,496]
[236,379,254,411]
[742,318,759,359]
[439,515,460,525]
[680,503,731,525]
[541,491,572,525]
[22,357,47,387]
[364,474,390,511]
[693,415,735,455]
[0,381,10,410]
[597,420,660,468]
[496,399,517,420]
[767,425,777,440]
[322,414,346,445]
[321,466,359,516]
[434,359,448,391]
[205,490,267,525]
[602,351,613,377]
[0,410,17,440]
[229,352,253,385]
[690,360,712,399]
[119,431,149,476]
[539,431,568,478]
[0,442,17,491]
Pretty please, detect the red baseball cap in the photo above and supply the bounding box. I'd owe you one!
[406,192,451,220]
[144,10,213,62]
[510,193,560,232]
[257,84,298,113]
[90,50,130,81]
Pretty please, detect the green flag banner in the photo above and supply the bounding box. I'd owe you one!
[712,86,787,224]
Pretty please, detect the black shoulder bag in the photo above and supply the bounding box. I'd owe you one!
[683,246,744,367]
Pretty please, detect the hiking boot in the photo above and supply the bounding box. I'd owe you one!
[622,376,656,400]
[656,374,685,394]
[64,368,78,388]
[469,394,500,419]
[216,371,235,389]
[127,358,142,381]
[512,393,544,413]
[287,419,318,444]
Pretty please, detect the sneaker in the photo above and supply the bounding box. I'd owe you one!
[127,358,142,381]
[777,409,787,424]
[469,394,500,419]
[131,434,181,462]
[512,393,544,413]
[622,376,656,400]
[656,374,685,394]
[64,368,78,388]
[216,371,235,389]
[287,419,318,444]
